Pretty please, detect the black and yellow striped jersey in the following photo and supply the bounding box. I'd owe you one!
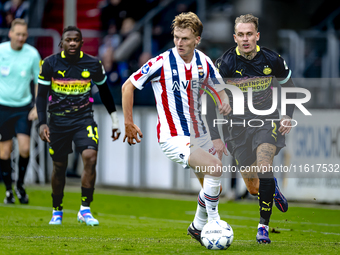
[38,51,106,116]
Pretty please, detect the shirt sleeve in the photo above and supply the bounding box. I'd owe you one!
[129,55,163,90]
[31,50,41,84]
[205,56,224,93]
[274,54,292,85]
[92,60,107,85]
[38,58,53,86]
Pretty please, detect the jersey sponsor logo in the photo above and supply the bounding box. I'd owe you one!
[51,79,91,95]
[141,63,150,74]
[228,76,273,92]
[172,80,189,91]
[81,69,90,78]
[58,70,66,77]
[235,69,243,76]
[263,65,272,75]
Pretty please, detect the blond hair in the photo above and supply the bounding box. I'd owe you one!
[171,12,203,37]
[234,14,259,32]
[10,18,27,31]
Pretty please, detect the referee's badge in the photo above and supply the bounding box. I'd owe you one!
[263,65,272,75]
[81,69,90,78]
[0,66,10,76]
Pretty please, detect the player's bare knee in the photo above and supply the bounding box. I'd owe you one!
[82,150,97,167]
[0,150,11,160]
[19,147,30,158]
[209,158,223,177]
[53,161,67,175]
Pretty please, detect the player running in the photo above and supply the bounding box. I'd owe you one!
[122,12,231,245]
[206,14,293,243]
[36,26,120,226]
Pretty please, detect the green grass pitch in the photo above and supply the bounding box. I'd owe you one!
[1,184,340,254]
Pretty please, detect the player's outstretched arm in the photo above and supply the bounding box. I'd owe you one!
[122,79,143,145]
[97,81,121,141]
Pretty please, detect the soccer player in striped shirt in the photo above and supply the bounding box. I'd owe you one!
[122,12,231,245]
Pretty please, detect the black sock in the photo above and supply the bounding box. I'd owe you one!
[17,156,29,187]
[258,171,275,225]
[81,187,94,207]
[52,193,64,211]
[0,159,13,190]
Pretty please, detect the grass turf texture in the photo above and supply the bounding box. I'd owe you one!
[1,185,340,254]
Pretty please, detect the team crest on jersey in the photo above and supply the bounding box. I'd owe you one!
[141,63,150,74]
[263,66,272,75]
[197,65,204,76]
[216,62,221,73]
[81,69,91,78]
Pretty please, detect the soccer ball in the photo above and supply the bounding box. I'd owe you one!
[201,220,234,250]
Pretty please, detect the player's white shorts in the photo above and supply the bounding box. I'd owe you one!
[159,134,217,169]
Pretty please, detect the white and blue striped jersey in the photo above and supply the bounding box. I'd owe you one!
[130,47,222,143]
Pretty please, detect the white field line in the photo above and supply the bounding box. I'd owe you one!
[185,211,340,227]
[1,204,340,236]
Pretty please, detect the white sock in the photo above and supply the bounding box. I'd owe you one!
[203,176,221,222]
[193,189,207,230]
[258,223,269,231]
[80,205,90,211]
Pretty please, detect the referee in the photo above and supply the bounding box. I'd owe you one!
[0,19,40,204]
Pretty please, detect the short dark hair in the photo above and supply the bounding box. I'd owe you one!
[59,26,82,47]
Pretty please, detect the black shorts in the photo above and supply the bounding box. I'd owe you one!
[0,104,32,141]
[226,120,285,168]
[48,115,99,162]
